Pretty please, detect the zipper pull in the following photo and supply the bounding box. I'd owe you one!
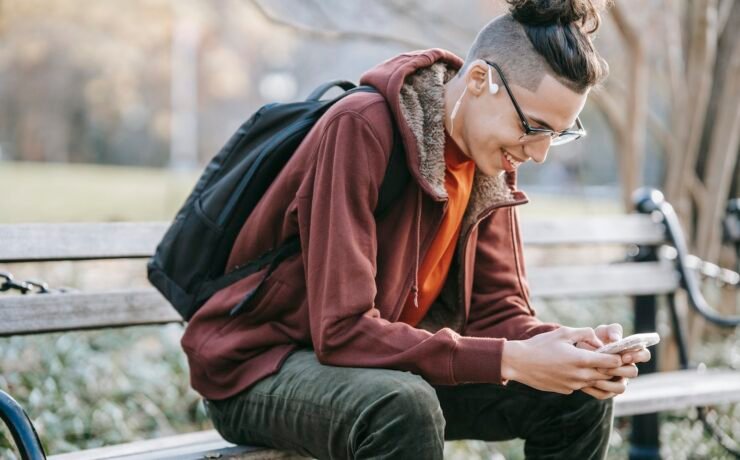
[229,287,258,317]
[228,269,272,317]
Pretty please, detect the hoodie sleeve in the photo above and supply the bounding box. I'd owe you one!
[465,205,561,341]
[296,108,509,385]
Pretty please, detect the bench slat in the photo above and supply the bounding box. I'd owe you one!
[0,222,168,262]
[613,369,740,417]
[0,289,181,336]
[0,216,666,262]
[0,262,679,336]
[527,262,679,298]
[47,429,310,460]
[520,214,666,246]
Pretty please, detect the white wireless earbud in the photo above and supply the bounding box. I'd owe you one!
[488,67,499,94]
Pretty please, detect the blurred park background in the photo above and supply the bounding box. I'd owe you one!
[0,0,738,458]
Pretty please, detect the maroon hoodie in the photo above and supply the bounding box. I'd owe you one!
[180,49,559,401]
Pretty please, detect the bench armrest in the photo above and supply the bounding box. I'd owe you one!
[0,390,46,460]
[634,188,740,328]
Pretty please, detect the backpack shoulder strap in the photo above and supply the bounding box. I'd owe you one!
[375,121,410,218]
[345,85,410,219]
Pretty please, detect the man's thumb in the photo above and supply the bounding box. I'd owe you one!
[564,327,604,348]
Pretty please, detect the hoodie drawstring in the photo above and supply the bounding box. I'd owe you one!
[412,187,422,308]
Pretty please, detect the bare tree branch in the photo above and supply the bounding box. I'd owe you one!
[646,109,675,157]
[717,0,734,35]
[381,0,474,53]
[248,0,431,50]
[696,26,740,261]
[688,172,708,210]
[589,88,626,138]
[306,0,342,29]
[598,78,676,158]
[662,0,687,114]
[665,0,719,205]
[610,1,649,209]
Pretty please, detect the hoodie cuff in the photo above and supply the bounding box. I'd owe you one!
[451,336,507,385]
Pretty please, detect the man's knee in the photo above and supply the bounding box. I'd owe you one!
[345,372,445,459]
[568,391,614,422]
[556,391,614,447]
[353,372,445,436]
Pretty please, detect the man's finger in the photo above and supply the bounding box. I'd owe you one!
[578,348,622,369]
[601,364,638,378]
[565,327,604,349]
[606,323,623,342]
[575,341,598,351]
[595,324,622,344]
[581,385,615,400]
[593,377,628,395]
[582,368,615,381]
[621,347,651,364]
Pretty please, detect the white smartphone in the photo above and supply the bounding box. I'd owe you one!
[595,332,660,354]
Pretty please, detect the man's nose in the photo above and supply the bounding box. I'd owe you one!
[525,137,551,164]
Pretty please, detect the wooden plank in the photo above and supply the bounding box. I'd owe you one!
[0,262,680,335]
[0,289,181,336]
[528,262,680,298]
[47,429,311,460]
[0,222,168,262]
[614,369,740,417]
[520,214,666,246]
[0,215,665,263]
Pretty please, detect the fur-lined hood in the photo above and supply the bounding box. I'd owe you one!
[359,48,522,242]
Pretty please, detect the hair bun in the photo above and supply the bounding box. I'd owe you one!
[506,0,606,33]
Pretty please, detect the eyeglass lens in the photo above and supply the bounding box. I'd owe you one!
[518,131,581,146]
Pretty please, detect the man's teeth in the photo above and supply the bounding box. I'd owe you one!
[504,151,522,167]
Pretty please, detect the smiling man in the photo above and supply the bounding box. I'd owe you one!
[182,1,651,459]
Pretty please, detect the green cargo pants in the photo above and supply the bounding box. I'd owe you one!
[204,348,613,460]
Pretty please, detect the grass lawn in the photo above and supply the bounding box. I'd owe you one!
[0,161,622,223]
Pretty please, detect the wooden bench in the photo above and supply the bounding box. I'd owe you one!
[1,188,738,459]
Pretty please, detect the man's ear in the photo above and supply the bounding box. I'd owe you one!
[465,60,489,97]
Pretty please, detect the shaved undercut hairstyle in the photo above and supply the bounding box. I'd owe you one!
[460,0,609,94]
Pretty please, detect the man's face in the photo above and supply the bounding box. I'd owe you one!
[456,60,589,177]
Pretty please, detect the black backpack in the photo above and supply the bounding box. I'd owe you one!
[147,80,410,321]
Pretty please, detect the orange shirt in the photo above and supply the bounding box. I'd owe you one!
[398,128,476,327]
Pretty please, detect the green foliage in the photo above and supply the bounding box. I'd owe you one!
[0,325,211,457]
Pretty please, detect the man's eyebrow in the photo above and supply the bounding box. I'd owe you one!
[527,114,556,131]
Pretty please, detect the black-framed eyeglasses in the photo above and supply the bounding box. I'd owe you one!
[484,60,587,146]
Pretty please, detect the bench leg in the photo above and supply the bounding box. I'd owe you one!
[629,289,661,460]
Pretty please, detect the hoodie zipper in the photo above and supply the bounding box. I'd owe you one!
[391,173,528,325]
[392,190,447,322]
[456,197,529,321]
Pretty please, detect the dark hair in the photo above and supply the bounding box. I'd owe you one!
[459,0,608,94]
[506,0,609,91]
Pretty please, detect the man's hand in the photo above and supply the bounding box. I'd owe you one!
[501,327,623,395]
[576,323,651,400]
